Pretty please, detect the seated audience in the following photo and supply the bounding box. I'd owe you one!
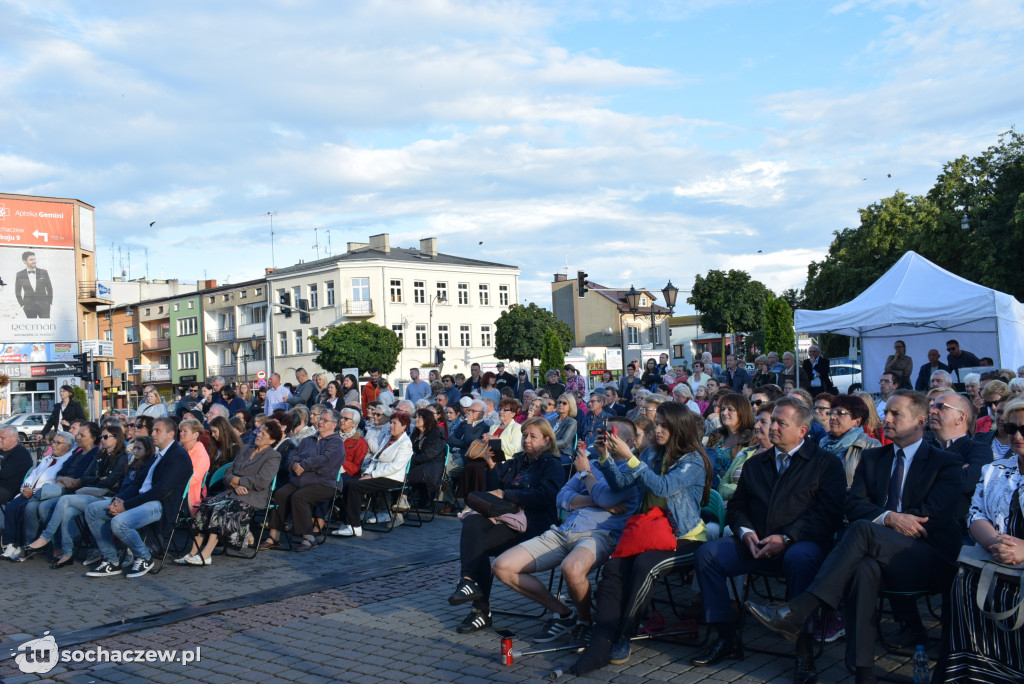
[0,426,33,506]
[178,418,212,515]
[1,433,74,556]
[404,408,446,509]
[819,394,881,489]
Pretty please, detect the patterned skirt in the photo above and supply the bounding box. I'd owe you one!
[191,495,257,549]
[944,562,1024,682]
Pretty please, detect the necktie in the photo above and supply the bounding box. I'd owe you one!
[776,451,790,475]
[886,448,905,512]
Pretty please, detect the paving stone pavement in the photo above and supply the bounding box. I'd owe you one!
[0,517,936,683]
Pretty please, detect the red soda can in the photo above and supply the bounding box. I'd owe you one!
[501,637,513,666]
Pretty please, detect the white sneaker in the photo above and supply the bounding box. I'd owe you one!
[393,513,405,528]
[173,554,209,566]
[395,496,411,512]
[331,525,362,537]
[375,511,392,524]
[1,544,17,559]
[362,510,377,524]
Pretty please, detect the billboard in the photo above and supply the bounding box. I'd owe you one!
[0,198,75,249]
[0,342,78,363]
[0,247,78,342]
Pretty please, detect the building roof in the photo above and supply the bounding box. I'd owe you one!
[268,245,518,278]
[587,279,673,315]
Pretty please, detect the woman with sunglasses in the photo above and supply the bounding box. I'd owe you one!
[549,393,579,465]
[976,380,1009,435]
[941,397,1024,681]
[22,427,135,568]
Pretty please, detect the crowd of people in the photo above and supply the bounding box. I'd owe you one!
[1,344,1023,682]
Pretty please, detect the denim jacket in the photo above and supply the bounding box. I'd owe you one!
[598,446,707,538]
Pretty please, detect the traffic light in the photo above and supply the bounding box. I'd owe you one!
[280,291,292,318]
[74,352,90,379]
[434,349,446,366]
[93,378,101,392]
[299,298,310,324]
[577,271,588,298]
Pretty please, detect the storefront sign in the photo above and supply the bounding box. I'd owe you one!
[0,198,75,249]
[31,361,78,376]
[0,342,78,363]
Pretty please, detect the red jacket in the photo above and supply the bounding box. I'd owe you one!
[343,436,370,477]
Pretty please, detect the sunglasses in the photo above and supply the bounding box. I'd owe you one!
[947,347,957,352]
[751,399,764,407]
[931,402,966,415]
[986,400,1003,408]
[100,434,114,440]
[1002,423,1024,436]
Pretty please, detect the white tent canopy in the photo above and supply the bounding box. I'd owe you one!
[795,251,1024,392]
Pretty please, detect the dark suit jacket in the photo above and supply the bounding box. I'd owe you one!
[802,356,834,393]
[930,434,992,534]
[722,366,750,391]
[14,268,53,316]
[0,445,33,496]
[726,439,847,547]
[446,419,489,453]
[119,441,193,536]
[846,440,963,561]
[914,362,951,392]
[41,399,87,438]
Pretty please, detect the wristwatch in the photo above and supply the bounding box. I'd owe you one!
[781,534,793,547]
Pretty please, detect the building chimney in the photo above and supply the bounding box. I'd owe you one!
[419,237,437,257]
[347,241,368,252]
[553,273,567,282]
[369,233,390,254]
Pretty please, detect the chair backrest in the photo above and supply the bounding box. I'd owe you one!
[700,489,726,528]
[208,462,232,487]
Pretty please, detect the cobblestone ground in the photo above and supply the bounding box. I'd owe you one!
[0,517,936,683]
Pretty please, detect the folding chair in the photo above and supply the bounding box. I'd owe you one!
[207,463,232,491]
[224,475,278,559]
[311,466,345,545]
[438,446,463,515]
[493,568,564,619]
[120,482,190,574]
[363,460,412,533]
[404,447,450,527]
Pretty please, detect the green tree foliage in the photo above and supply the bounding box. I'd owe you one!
[688,270,772,353]
[72,385,89,419]
[310,322,402,375]
[494,303,573,363]
[539,328,565,384]
[804,129,1024,310]
[763,296,794,356]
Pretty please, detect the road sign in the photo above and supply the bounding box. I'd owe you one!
[257,370,267,379]
[81,339,114,357]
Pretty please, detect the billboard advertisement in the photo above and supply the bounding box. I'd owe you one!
[0,247,78,342]
[0,198,75,249]
[0,342,78,363]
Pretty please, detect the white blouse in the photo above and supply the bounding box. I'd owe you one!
[969,455,1024,534]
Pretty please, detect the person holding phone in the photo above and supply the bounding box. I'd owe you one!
[486,398,523,462]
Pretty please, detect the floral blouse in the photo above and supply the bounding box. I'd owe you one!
[969,455,1024,534]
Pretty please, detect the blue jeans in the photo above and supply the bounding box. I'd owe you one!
[28,496,61,542]
[39,494,102,556]
[85,499,162,561]
[695,536,825,629]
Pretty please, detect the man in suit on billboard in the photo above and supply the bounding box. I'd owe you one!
[14,251,53,318]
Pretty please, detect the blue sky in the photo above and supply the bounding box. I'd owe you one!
[1,0,1021,313]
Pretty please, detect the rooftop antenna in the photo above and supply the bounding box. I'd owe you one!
[147,222,155,279]
[127,248,132,280]
[313,226,321,259]
[326,229,332,257]
[266,211,278,268]
[563,255,569,274]
[110,241,115,280]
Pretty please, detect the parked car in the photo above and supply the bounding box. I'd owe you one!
[0,412,50,442]
[830,363,863,394]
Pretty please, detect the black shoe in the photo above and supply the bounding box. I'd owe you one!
[49,557,74,569]
[745,601,803,642]
[794,654,817,684]
[690,638,743,667]
[448,578,483,606]
[456,607,492,634]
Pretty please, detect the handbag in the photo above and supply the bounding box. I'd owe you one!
[38,483,65,500]
[957,543,1024,631]
[466,491,521,518]
[76,486,111,498]
[465,440,491,461]
[611,507,679,558]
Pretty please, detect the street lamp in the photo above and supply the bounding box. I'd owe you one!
[625,280,679,346]
[429,292,447,363]
[231,334,259,382]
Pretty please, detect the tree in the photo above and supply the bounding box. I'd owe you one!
[494,303,573,363]
[72,384,89,419]
[687,269,771,353]
[539,329,565,385]
[310,321,402,376]
[763,295,794,357]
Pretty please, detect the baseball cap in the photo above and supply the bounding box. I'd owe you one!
[459,397,474,408]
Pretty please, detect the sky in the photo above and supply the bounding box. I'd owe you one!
[1,0,1021,314]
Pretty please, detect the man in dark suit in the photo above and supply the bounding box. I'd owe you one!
[14,251,53,318]
[929,391,991,537]
[692,397,847,683]
[0,427,33,505]
[84,416,192,579]
[722,354,751,391]
[746,391,963,684]
[801,345,834,393]
[914,349,951,391]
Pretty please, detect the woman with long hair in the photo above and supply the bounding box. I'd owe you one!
[323,380,343,410]
[549,393,579,464]
[341,374,360,407]
[570,403,712,674]
[403,408,447,508]
[640,358,660,390]
[703,393,755,487]
[480,372,501,405]
[853,390,892,446]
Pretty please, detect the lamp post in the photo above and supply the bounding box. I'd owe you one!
[429,292,447,363]
[231,334,259,383]
[624,281,679,347]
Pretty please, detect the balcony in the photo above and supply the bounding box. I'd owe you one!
[205,328,235,343]
[208,364,237,376]
[237,322,266,339]
[141,337,171,352]
[142,369,171,382]
[78,281,114,303]
[341,299,373,317]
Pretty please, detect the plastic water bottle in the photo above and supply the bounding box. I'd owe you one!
[913,645,930,683]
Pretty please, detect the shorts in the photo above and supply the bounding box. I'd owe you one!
[517,525,616,572]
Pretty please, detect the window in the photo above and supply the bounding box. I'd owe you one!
[177,316,198,336]
[295,330,304,355]
[438,324,449,347]
[240,290,248,299]
[415,324,427,347]
[640,295,649,307]
[218,312,234,330]
[458,283,469,305]
[158,306,164,313]
[125,326,139,343]
[245,304,266,325]
[437,282,448,303]
[255,287,263,296]
[499,284,509,306]
[252,340,265,361]
[145,308,151,316]
[104,329,112,341]
[652,325,661,345]
[128,358,140,374]
[292,286,301,307]
[414,280,426,304]
[309,284,318,309]
[208,296,215,304]
[481,325,492,347]
[173,303,180,312]
[178,351,199,370]
[352,277,369,302]
[278,331,288,356]
[392,324,404,346]
[222,348,232,365]
[460,325,471,347]
[188,300,195,308]
[326,281,335,306]
[222,294,229,302]
[310,327,319,341]
[479,284,489,306]
[627,326,639,345]
[390,279,403,303]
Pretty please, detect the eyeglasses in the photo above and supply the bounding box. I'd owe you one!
[946,346,957,352]
[827,409,852,417]
[100,434,114,440]
[134,423,145,428]
[498,408,512,413]
[878,378,894,384]
[751,399,764,407]
[813,406,831,413]
[1002,423,1024,436]
[930,402,966,415]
